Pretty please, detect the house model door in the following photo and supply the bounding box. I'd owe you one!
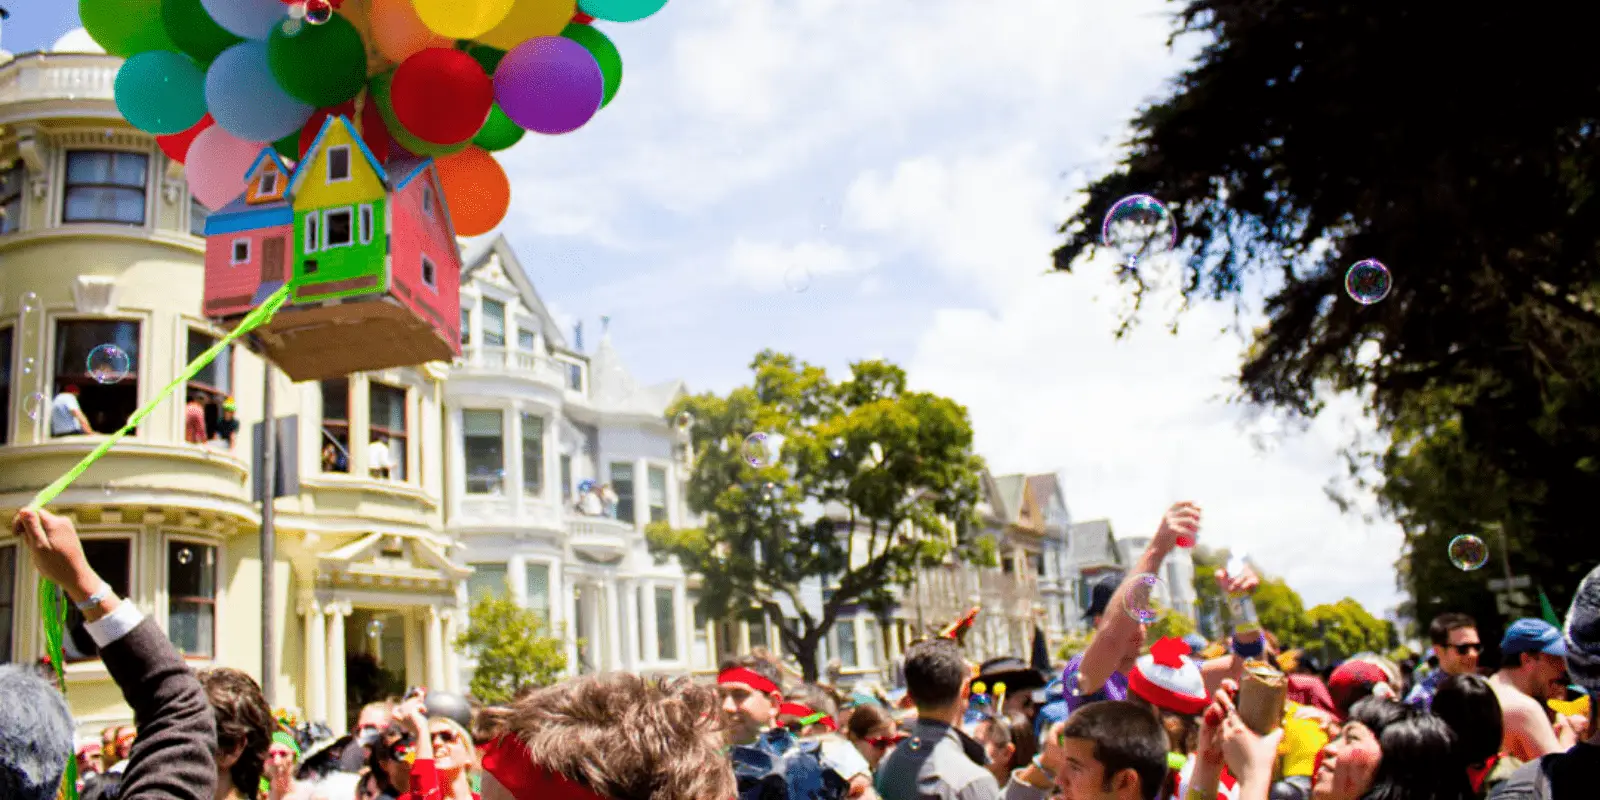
[262,236,286,284]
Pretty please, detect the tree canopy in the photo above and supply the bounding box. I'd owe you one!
[1188,546,1392,661]
[648,351,988,682]
[455,594,568,705]
[1054,0,1600,622]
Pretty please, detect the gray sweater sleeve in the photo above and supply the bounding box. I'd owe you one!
[99,618,219,800]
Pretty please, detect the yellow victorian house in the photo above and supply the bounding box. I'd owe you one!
[0,46,466,734]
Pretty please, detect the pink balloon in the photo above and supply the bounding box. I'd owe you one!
[186,125,267,211]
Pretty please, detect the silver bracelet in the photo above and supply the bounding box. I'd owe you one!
[74,583,112,612]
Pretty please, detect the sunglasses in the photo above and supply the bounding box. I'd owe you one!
[430,729,461,745]
[867,734,908,749]
[1448,643,1483,655]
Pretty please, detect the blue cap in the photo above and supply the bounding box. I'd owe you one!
[1501,618,1568,658]
[1183,633,1209,652]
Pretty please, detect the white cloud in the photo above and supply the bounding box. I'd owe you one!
[723,239,878,292]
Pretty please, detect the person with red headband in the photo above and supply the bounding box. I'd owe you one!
[475,672,734,800]
[718,657,787,747]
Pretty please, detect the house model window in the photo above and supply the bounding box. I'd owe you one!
[359,204,374,244]
[231,239,250,265]
[325,208,353,248]
[305,213,320,251]
[422,255,437,289]
[327,146,351,182]
[422,184,435,217]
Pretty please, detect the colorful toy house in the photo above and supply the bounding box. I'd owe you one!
[202,115,462,382]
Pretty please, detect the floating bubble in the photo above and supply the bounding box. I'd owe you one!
[20,291,37,314]
[103,483,114,497]
[22,392,46,420]
[1448,534,1489,571]
[87,344,131,383]
[287,1,308,20]
[675,411,694,431]
[280,18,304,36]
[761,482,780,501]
[304,0,333,24]
[1124,573,1166,624]
[1345,259,1392,305]
[784,265,811,293]
[828,437,846,460]
[742,432,779,468]
[21,356,33,375]
[177,547,194,566]
[367,619,385,638]
[1101,194,1177,266]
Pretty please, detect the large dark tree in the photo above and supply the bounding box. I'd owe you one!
[1052,0,1600,632]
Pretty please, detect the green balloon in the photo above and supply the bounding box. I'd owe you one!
[561,23,623,108]
[267,14,368,108]
[472,104,524,152]
[114,50,207,134]
[161,0,241,67]
[371,71,469,159]
[273,132,300,162]
[81,0,180,58]
[466,43,507,76]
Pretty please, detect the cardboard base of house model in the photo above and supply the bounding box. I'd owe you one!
[202,115,463,382]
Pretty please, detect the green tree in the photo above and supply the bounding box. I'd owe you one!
[1049,0,1600,616]
[648,351,989,682]
[455,594,569,705]
[1302,599,1397,665]
[1146,607,1197,646]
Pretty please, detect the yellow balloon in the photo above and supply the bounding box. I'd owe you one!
[413,0,517,40]
[478,0,578,51]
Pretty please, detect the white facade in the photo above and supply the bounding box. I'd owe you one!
[1115,535,1199,621]
[444,236,694,682]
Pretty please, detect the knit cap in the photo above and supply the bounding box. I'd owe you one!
[1129,637,1208,715]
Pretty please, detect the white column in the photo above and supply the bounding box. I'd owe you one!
[509,555,527,607]
[441,610,461,693]
[738,620,751,654]
[300,597,327,723]
[673,582,689,667]
[620,578,638,670]
[545,413,560,508]
[426,607,445,689]
[325,601,351,734]
[508,404,525,518]
[444,405,460,522]
[564,578,579,676]
[641,580,659,665]
[603,579,623,671]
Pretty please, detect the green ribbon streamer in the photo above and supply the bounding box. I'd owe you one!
[29,285,292,800]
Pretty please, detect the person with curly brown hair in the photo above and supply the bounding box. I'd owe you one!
[197,668,275,800]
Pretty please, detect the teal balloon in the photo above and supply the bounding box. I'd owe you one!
[472,104,524,152]
[115,50,207,135]
[561,23,622,108]
[266,13,367,107]
[577,0,667,23]
[162,0,242,67]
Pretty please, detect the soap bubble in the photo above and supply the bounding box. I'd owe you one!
[305,0,333,24]
[287,1,308,20]
[742,432,780,468]
[367,619,385,638]
[1101,194,1177,267]
[1448,534,1489,571]
[761,482,780,501]
[21,356,33,375]
[177,547,194,566]
[784,265,811,293]
[20,291,37,314]
[828,437,846,460]
[87,344,131,383]
[1345,259,1392,305]
[1124,573,1166,624]
[22,392,46,420]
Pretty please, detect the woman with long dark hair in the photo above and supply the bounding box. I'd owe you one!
[1311,697,1472,800]
[1428,674,1503,797]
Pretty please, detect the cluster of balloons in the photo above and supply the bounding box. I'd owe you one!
[90,0,664,235]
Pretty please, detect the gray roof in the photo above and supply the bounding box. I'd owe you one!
[991,474,1027,523]
[1067,519,1122,568]
[460,235,570,350]
[589,335,687,415]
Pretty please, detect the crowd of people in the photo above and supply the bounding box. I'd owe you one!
[4,501,1599,800]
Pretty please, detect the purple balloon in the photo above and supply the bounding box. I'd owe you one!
[493,37,604,136]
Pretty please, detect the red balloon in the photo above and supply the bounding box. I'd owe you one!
[573,12,594,23]
[158,114,214,164]
[298,101,359,158]
[390,48,494,146]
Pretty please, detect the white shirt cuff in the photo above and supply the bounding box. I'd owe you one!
[85,601,145,648]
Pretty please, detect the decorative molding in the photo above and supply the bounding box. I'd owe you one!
[297,594,321,617]
[72,275,120,315]
[325,599,353,617]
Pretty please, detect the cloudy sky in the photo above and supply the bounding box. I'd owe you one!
[10,1,1405,615]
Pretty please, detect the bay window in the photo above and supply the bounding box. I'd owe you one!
[55,320,140,434]
[186,330,232,444]
[525,563,550,623]
[63,151,147,225]
[648,465,667,523]
[63,539,131,661]
[609,463,635,524]
[167,542,216,658]
[321,379,350,473]
[521,413,543,496]
[482,300,505,347]
[463,410,504,494]
[655,587,677,661]
[369,383,408,481]
[467,563,508,607]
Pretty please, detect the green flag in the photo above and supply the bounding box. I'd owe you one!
[1540,588,1563,628]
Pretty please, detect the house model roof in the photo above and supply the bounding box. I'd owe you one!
[286,114,389,196]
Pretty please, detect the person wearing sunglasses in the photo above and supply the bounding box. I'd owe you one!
[1406,613,1482,710]
[393,690,481,800]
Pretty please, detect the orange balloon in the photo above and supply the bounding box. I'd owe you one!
[371,0,454,63]
[435,147,510,237]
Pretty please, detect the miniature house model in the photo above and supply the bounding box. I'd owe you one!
[202,115,462,382]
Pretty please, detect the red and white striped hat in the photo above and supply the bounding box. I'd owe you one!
[1129,637,1208,715]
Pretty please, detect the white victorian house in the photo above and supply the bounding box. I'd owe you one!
[444,236,694,681]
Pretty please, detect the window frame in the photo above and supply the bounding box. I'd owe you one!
[184,328,233,443]
[422,255,438,290]
[466,562,509,608]
[1,160,25,234]
[259,170,279,196]
[462,409,506,495]
[524,561,552,624]
[320,378,352,474]
[0,544,15,664]
[481,299,506,347]
[655,587,678,662]
[230,238,251,266]
[327,145,352,183]
[304,212,320,252]
[0,324,11,447]
[647,464,668,524]
[368,382,409,482]
[422,183,435,218]
[62,535,134,663]
[323,206,355,249]
[61,150,149,226]
[609,462,636,524]
[165,538,218,660]
[359,203,374,245]
[520,412,543,497]
[189,196,209,237]
[517,329,536,351]
[52,317,143,436]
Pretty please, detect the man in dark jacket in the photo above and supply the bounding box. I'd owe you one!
[4,509,217,800]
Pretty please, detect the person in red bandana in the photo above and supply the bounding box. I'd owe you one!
[474,672,734,800]
[718,657,787,747]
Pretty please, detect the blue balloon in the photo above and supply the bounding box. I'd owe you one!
[115,51,207,135]
[577,0,668,23]
[205,40,313,143]
[199,0,288,40]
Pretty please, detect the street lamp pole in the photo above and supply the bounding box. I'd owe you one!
[257,340,278,705]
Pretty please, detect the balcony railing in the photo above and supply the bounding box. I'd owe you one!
[0,53,120,109]
[455,345,576,387]
[568,516,634,561]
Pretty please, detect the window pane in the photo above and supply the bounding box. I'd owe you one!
[525,563,549,622]
[460,308,470,345]
[369,384,406,480]
[0,327,11,447]
[517,329,535,351]
[63,152,148,225]
[863,619,880,668]
[322,379,349,421]
[463,410,504,494]
[187,330,231,395]
[482,300,505,346]
[567,362,583,391]
[467,563,508,607]
[656,588,677,661]
[836,619,858,668]
[521,413,543,495]
[54,320,141,434]
[326,209,352,246]
[560,455,572,503]
[64,540,132,661]
[321,379,350,473]
[0,546,14,664]
[66,151,112,183]
[610,463,635,524]
[747,610,767,653]
[370,384,406,431]
[167,543,216,657]
[648,466,667,523]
